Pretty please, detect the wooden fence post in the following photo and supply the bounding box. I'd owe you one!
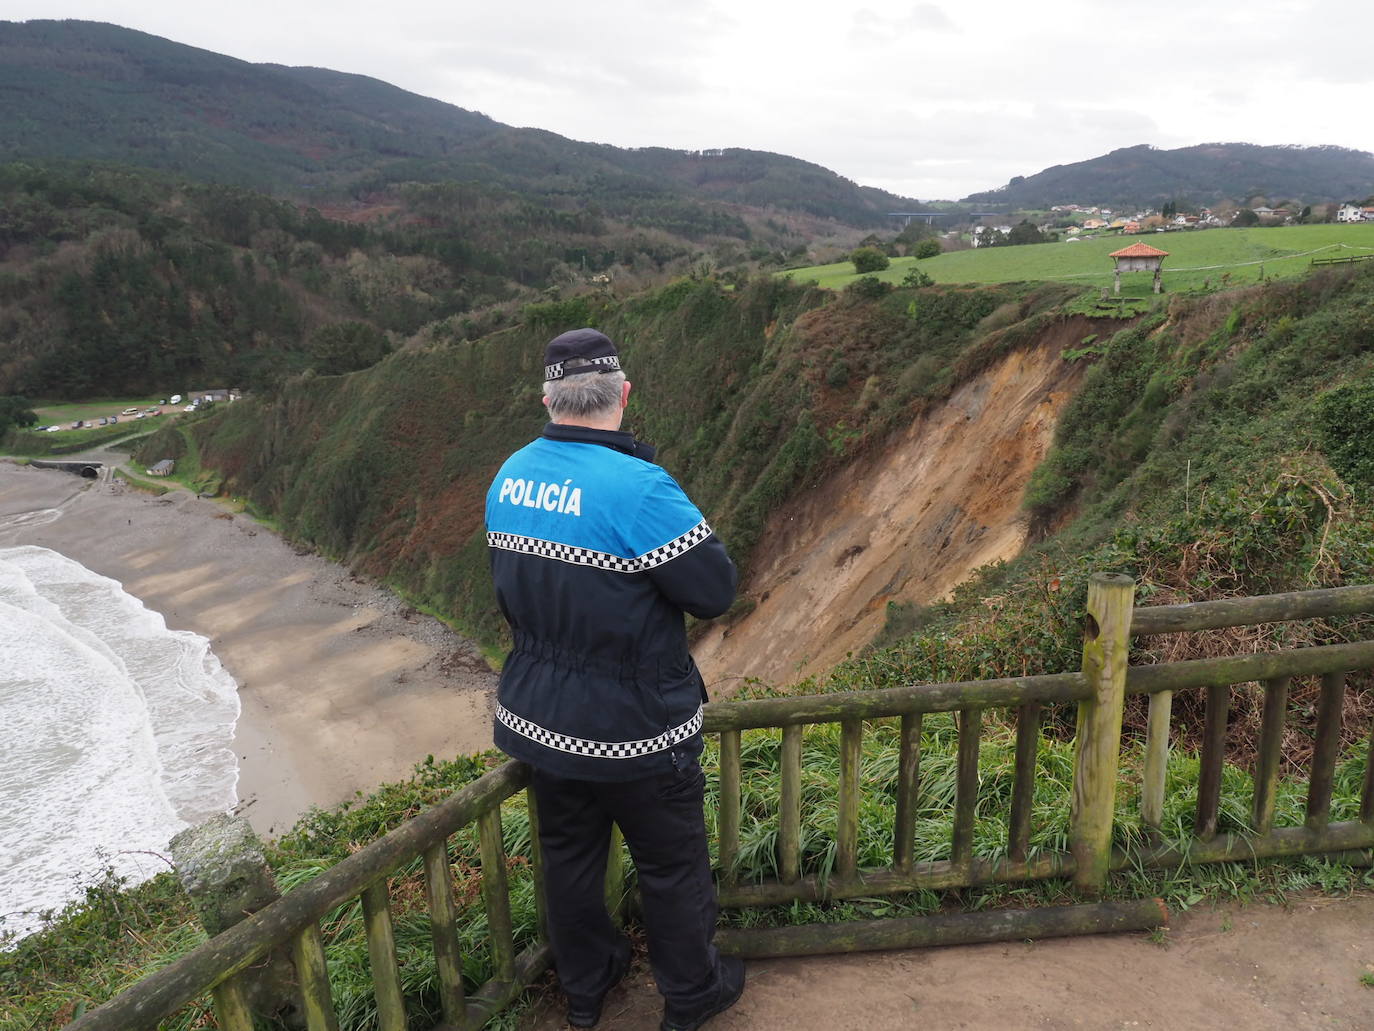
[1070,573,1134,893]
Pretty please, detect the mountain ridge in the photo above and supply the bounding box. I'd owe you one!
[0,19,917,226]
[964,142,1374,209]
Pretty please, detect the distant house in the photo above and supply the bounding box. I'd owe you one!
[1122,221,1142,234]
[1335,203,1368,223]
[147,459,175,477]
[1082,218,1108,229]
[187,388,241,403]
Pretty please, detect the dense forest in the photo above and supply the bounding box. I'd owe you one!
[0,20,917,227]
[0,160,814,398]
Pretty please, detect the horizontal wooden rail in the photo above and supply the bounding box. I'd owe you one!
[719,852,1077,907]
[702,672,1089,732]
[1126,640,1374,695]
[717,899,1168,958]
[67,761,531,1031]
[719,822,1374,909]
[1131,584,1374,636]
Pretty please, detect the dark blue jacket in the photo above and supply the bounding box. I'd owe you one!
[485,423,737,780]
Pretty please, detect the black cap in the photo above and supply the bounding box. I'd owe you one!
[544,328,621,382]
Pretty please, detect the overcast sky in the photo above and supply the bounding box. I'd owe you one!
[11,1,1373,199]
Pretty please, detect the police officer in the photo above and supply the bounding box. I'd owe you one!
[485,328,745,1030]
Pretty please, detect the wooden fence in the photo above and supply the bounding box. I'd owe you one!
[65,576,1374,1030]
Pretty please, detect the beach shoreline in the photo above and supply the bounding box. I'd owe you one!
[0,460,496,839]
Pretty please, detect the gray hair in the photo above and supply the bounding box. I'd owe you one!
[543,365,626,421]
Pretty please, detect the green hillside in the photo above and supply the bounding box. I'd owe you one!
[130,260,1374,661]
[131,274,1077,646]
[964,142,1374,208]
[0,19,916,227]
[785,224,1374,293]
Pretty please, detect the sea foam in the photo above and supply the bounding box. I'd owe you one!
[0,546,239,941]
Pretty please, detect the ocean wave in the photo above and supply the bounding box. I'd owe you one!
[0,546,240,941]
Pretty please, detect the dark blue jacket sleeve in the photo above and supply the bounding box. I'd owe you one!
[648,533,737,619]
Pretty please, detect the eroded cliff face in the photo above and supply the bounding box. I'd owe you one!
[694,327,1089,690]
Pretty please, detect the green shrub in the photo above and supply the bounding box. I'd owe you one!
[850,246,890,274]
[1317,377,1374,497]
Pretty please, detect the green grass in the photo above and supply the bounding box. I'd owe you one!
[30,398,170,424]
[783,224,1374,293]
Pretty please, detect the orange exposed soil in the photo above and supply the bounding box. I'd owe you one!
[694,328,1089,691]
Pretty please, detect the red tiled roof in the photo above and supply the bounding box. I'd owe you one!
[1109,242,1170,258]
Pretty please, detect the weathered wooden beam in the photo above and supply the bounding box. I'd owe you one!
[837,719,862,878]
[779,724,803,884]
[209,976,254,1031]
[1128,820,1374,868]
[525,786,548,941]
[1195,685,1230,839]
[718,852,1077,907]
[460,943,553,1028]
[718,820,1374,909]
[1363,724,1374,825]
[478,808,516,984]
[1008,702,1041,862]
[1131,584,1374,636]
[717,730,741,885]
[290,923,339,1031]
[1126,640,1374,696]
[702,672,1089,731]
[716,899,1167,959]
[361,881,407,1031]
[1306,672,1346,830]
[66,761,529,1031]
[1071,573,1134,893]
[1252,678,1290,835]
[893,713,923,871]
[1141,690,1172,837]
[952,709,982,868]
[423,841,468,1029]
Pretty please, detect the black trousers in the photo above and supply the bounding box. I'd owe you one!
[530,758,721,1011]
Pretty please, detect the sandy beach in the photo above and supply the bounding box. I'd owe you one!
[0,460,496,838]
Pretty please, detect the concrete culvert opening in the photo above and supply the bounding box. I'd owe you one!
[80,467,98,479]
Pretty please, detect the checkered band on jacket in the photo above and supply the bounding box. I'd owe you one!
[487,519,713,572]
[496,703,704,759]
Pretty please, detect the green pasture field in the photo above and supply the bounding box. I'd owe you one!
[782,223,1374,293]
[31,397,168,426]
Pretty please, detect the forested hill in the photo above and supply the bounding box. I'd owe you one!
[0,19,916,226]
[126,261,1374,659]
[963,143,1374,209]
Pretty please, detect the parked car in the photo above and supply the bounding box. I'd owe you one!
[121,408,140,416]
[169,394,183,404]
[45,425,61,432]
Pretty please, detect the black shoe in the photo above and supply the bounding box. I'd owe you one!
[659,955,745,1031]
[567,940,633,1028]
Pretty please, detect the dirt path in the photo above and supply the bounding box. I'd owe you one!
[528,894,1374,1030]
[693,324,1092,690]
